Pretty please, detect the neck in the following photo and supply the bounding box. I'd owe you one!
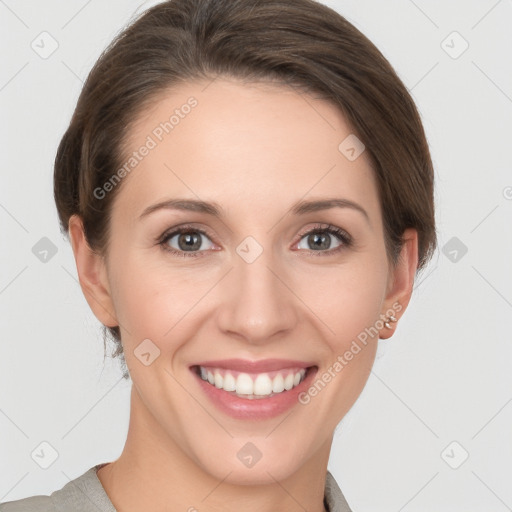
[96,385,331,512]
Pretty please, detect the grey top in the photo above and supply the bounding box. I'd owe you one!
[0,463,353,512]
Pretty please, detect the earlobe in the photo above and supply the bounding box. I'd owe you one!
[379,228,419,340]
[68,215,118,328]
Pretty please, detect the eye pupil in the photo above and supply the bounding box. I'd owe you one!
[309,232,331,250]
[178,232,201,251]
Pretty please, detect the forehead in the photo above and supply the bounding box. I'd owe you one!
[114,77,380,222]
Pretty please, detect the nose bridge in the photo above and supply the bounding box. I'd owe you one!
[216,237,298,343]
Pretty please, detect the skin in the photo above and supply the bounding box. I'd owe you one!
[69,77,418,512]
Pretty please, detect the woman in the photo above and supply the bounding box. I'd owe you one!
[0,0,436,510]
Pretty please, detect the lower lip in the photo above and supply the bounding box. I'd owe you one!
[190,366,318,420]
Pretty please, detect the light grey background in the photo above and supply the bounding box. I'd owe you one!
[1,1,511,510]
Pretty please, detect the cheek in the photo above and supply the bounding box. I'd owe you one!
[301,257,388,341]
[111,277,170,333]
[299,262,387,414]
[108,256,207,349]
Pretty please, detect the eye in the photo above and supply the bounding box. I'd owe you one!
[157,222,353,258]
[159,225,215,257]
[295,223,352,255]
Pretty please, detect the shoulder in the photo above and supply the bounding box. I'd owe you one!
[0,494,55,512]
[325,470,354,512]
[0,465,115,512]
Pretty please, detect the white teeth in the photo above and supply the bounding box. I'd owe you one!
[253,374,273,395]
[236,373,254,395]
[222,372,236,391]
[284,373,294,391]
[272,373,285,393]
[214,372,223,389]
[198,366,308,398]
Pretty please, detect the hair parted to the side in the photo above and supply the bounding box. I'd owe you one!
[54,0,437,380]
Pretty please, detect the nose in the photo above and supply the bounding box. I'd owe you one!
[215,245,299,345]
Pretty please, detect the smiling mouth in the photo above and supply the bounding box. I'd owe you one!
[192,364,316,399]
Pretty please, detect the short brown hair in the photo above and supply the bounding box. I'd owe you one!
[54,0,437,378]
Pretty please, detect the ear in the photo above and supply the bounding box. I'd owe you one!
[379,228,418,339]
[68,215,118,328]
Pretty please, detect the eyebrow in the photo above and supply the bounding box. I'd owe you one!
[139,197,370,224]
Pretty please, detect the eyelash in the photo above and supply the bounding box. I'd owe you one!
[157,223,353,258]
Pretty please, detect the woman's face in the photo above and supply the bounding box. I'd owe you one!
[76,78,415,484]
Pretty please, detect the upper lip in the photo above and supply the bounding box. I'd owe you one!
[192,358,315,373]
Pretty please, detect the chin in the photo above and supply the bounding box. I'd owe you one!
[189,434,314,486]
